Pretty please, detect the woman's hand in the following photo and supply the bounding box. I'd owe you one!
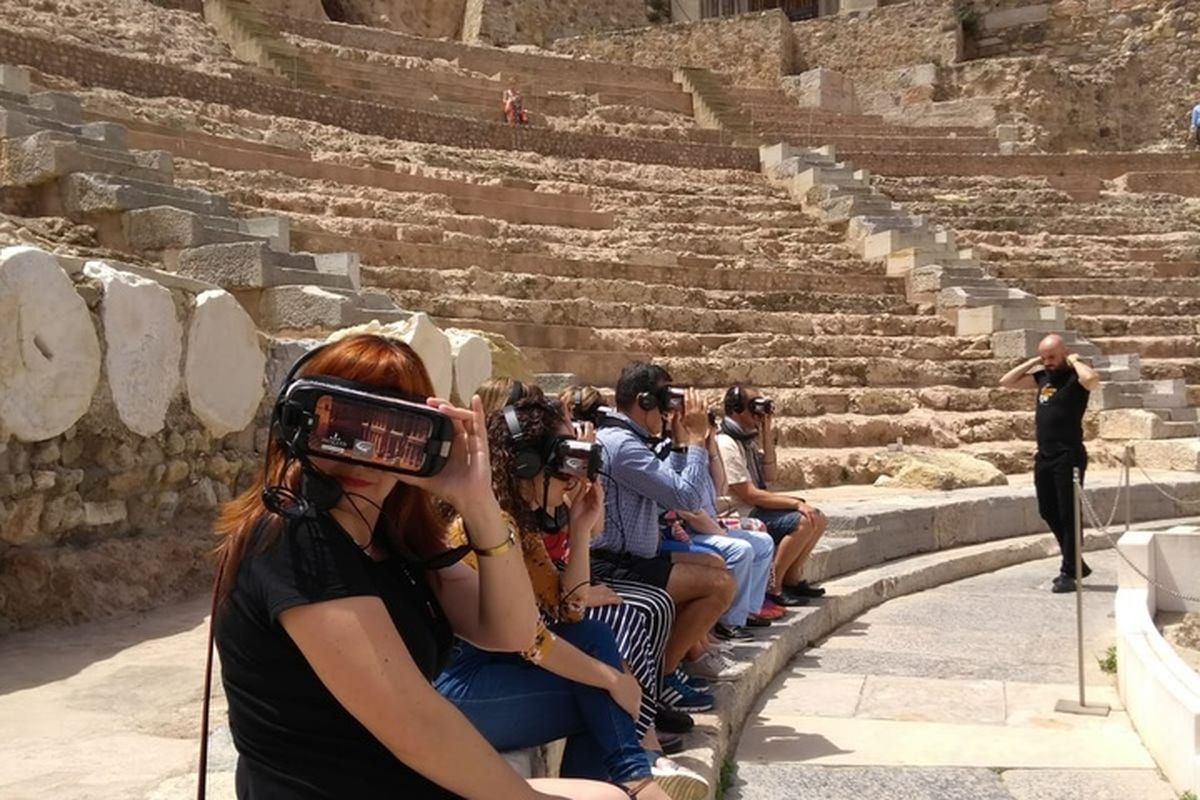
[564,479,605,538]
[581,583,623,607]
[397,395,496,515]
[608,669,642,719]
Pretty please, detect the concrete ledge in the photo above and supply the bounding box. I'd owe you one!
[1116,526,1200,795]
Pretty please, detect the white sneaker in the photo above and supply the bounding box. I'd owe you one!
[685,649,739,682]
[651,757,709,800]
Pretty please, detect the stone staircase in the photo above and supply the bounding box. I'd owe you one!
[760,140,1200,469]
[0,65,407,336]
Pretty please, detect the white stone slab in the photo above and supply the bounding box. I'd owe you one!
[84,261,182,437]
[395,313,453,399]
[0,246,101,441]
[445,328,493,404]
[184,290,265,437]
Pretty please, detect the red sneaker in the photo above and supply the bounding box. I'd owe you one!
[757,600,786,620]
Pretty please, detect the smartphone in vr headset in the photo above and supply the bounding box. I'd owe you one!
[663,387,686,412]
[548,437,602,482]
[278,378,455,477]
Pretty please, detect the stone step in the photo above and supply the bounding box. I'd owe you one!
[1049,295,1200,317]
[921,215,1187,237]
[990,328,1099,360]
[1098,408,1200,441]
[768,408,1047,449]
[1093,335,1200,359]
[759,131,999,155]
[1016,277,1200,298]
[365,264,905,305]
[1091,379,1188,411]
[120,205,259,254]
[256,284,408,333]
[104,112,600,213]
[1069,315,1200,337]
[771,441,1039,489]
[381,288,916,334]
[177,241,359,292]
[955,303,1067,336]
[991,260,1200,280]
[1140,358,1200,385]
[296,228,885,282]
[938,285,1035,309]
[3,130,171,187]
[61,172,230,218]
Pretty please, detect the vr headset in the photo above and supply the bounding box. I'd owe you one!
[277,376,455,478]
[638,385,685,413]
[549,436,603,482]
[751,397,775,416]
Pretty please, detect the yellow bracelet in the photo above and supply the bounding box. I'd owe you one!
[473,522,518,558]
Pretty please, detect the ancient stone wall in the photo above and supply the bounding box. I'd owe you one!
[958,0,1197,149]
[0,246,268,633]
[790,0,961,116]
[552,10,794,87]
[464,0,649,47]
[0,28,757,171]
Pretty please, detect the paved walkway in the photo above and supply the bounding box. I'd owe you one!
[729,551,1175,800]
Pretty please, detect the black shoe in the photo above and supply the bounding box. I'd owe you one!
[745,614,772,628]
[1051,573,1077,594]
[1082,562,1093,579]
[658,731,685,755]
[1061,563,1093,580]
[767,591,810,608]
[784,580,826,598]
[714,623,754,641]
[655,705,695,734]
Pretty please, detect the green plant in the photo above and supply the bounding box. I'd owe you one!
[716,758,737,800]
[1098,645,1118,675]
[958,7,982,37]
[1179,791,1197,800]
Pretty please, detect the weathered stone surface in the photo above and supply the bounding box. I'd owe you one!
[394,313,453,399]
[184,290,265,437]
[445,328,493,405]
[868,448,1008,490]
[84,262,182,437]
[0,247,102,442]
[781,68,860,115]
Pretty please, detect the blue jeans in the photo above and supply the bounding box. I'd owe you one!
[434,618,650,783]
[694,528,774,626]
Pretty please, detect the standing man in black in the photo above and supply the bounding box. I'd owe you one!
[1000,334,1102,593]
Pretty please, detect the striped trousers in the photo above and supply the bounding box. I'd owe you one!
[585,577,675,739]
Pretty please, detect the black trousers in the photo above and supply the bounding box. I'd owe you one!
[1034,449,1088,575]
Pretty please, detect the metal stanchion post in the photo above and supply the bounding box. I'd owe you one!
[1055,467,1111,717]
[1124,445,1132,535]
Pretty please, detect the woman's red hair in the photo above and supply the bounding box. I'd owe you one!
[214,333,448,606]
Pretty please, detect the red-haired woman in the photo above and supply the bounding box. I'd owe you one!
[213,334,626,800]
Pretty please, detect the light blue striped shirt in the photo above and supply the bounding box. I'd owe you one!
[593,413,710,559]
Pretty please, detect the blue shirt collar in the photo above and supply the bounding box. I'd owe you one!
[609,410,652,439]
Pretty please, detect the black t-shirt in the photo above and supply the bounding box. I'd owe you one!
[1034,367,1089,457]
[215,514,461,800]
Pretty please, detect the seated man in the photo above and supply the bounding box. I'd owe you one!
[592,363,735,684]
[716,384,826,607]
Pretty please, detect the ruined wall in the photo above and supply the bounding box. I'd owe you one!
[0,246,268,633]
[463,0,650,47]
[953,0,1200,149]
[552,10,794,88]
[791,0,961,115]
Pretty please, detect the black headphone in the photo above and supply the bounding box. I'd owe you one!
[572,386,585,420]
[636,390,658,411]
[507,380,525,407]
[504,403,546,479]
[261,345,346,520]
[726,384,746,414]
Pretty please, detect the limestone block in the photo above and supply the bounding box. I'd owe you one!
[83,499,128,526]
[83,261,182,437]
[0,109,37,140]
[984,4,1050,31]
[30,92,83,124]
[2,492,45,545]
[1099,409,1166,440]
[781,68,859,116]
[80,122,127,151]
[177,241,271,289]
[445,329,493,404]
[1132,439,1200,473]
[394,313,453,400]
[312,252,361,291]
[240,216,290,252]
[0,64,31,96]
[185,290,266,438]
[0,247,102,441]
[868,448,1008,491]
